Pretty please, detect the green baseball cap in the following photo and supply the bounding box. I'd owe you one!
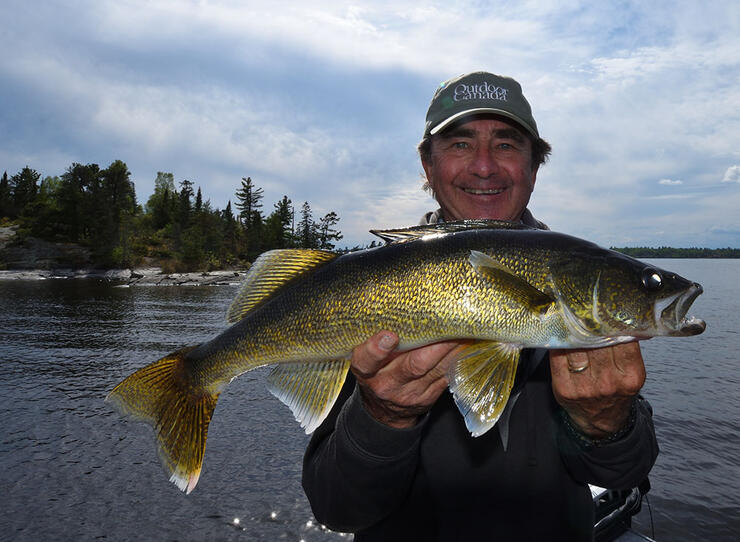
[424,71,539,138]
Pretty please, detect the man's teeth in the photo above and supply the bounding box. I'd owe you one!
[463,188,504,195]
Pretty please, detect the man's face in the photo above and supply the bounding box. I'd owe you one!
[422,117,538,222]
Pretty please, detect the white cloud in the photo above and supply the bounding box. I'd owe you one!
[1,0,739,248]
[722,165,740,183]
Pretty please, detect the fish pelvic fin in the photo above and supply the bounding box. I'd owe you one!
[267,359,352,434]
[226,249,338,323]
[448,341,520,437]
[105,346,217,494]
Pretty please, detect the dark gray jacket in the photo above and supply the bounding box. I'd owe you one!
[302,209,658,541]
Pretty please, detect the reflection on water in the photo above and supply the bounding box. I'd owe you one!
[1,260,738,540]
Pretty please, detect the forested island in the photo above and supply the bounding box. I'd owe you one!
[0,162,348,272]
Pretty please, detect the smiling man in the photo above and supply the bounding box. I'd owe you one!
[302,72,658,541]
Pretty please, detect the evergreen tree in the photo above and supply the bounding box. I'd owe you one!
[178,179,194,229]
[317,211,343,250]
[298,201,318,248]
[57,163,101,242]
[98,160,138,266]
[0,171,12,219]
[221,200,239,263]
[146,172,177,230]
[27,176,63,238]
[265,195,294,248]
[195,187,203,213]
[234,176,264,228]
[234,176,266,260]
[11,166,41,217]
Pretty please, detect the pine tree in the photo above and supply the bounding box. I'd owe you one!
[266,195,294,248]
[10,166,41,217]
[57,163,100,242]
[234,176,264,228]
[195,187,203,213]
[317,211,343,250]
[221,200,239,262]
[0,171,12,219]
[178,179,194,229]
[298,201,318,248]
[97,160,138,266]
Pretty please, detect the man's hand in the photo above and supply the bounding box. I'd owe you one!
[550,342,646,438]
[351,331,464,429]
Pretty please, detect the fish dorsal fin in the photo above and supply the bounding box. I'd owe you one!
[370,220,532,245]
[468,250,554,315]
[226,249,338,323]
[267,359,352,433]
[448,340,521,437]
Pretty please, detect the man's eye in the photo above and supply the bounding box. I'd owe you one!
[453,141,469,149]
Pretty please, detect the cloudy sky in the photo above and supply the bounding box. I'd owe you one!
[2,0,738,249]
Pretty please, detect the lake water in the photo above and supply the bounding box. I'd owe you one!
[0,259,738,541]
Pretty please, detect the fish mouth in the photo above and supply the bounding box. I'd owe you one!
[654,283,706,336]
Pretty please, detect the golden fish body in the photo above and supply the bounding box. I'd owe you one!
[108,220,705,493]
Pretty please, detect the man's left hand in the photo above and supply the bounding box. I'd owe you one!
[550,342,646,438]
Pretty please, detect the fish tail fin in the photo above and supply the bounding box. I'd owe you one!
[106,346,218,494]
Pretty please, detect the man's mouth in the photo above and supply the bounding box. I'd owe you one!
[462,188,504,195]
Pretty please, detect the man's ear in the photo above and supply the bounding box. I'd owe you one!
[421,156,434,192]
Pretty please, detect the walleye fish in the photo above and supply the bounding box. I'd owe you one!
[107,220,705,493]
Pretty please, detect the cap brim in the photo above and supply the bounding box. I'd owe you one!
[429,107,538,138]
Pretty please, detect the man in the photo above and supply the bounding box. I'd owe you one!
[302,72,658,541]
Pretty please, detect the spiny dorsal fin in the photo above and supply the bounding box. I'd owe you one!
[226,249,338,323]
[447,340,521,437]
[370,220,532,245]
[468,250,554,315]
[267,359,352,433]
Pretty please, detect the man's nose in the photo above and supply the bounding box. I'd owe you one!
[468,146,500,178]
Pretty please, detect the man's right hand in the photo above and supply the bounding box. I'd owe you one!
[350,331,464,429]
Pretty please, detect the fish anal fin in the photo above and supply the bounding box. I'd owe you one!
[267,359,352,434]
[106,346,216,494]
[226,249,338,323]
[448,341,520,437]
[469,250,554,315]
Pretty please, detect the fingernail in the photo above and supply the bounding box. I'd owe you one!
[378,333,396,351]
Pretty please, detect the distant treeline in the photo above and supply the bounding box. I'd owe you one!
[611,246,740,258]
[0,163,344,271]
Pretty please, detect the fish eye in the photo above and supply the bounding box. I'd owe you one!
[641,268,663,291]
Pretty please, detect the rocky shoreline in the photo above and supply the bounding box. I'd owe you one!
[0,225,249,286]
[0,267,248,286]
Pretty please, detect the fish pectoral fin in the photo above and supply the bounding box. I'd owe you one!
[226,249,338,323]
[448,341,520,437]
[267,359,351,434]
[468,250,554,315]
